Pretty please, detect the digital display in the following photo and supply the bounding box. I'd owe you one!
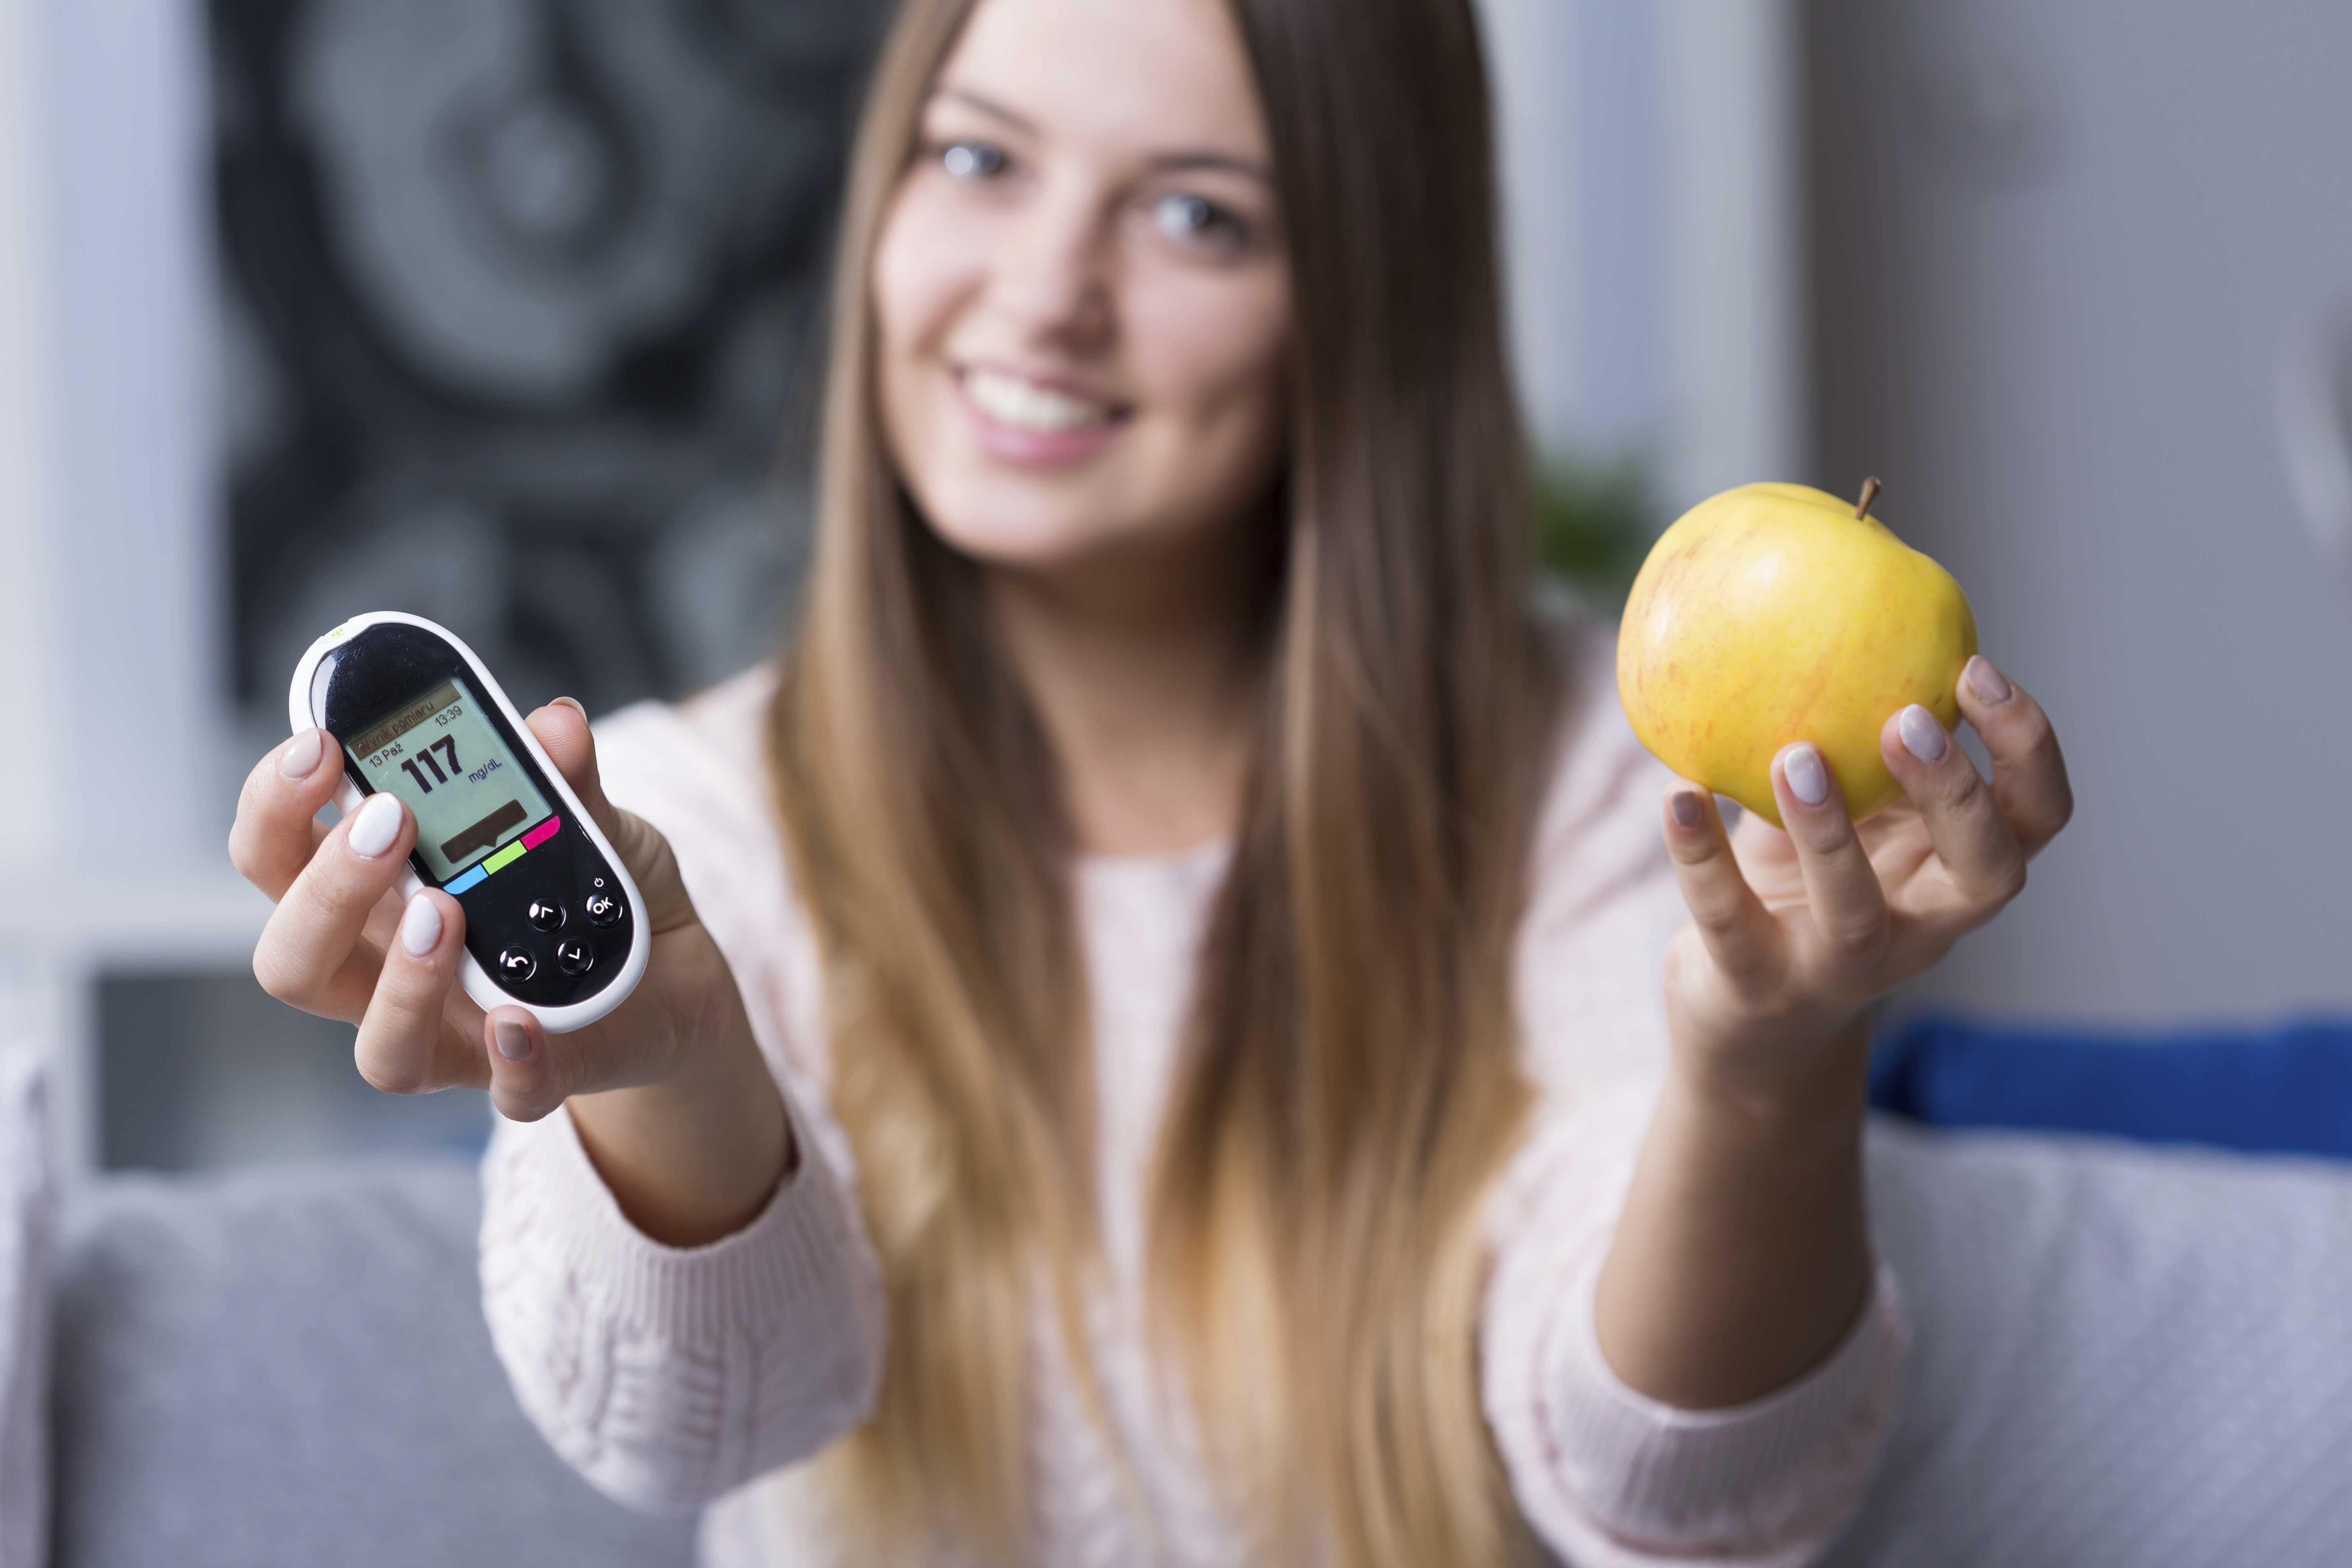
[344,677,553,884]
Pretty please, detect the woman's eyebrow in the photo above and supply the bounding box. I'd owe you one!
[1144,152,1273,185]
[929,89,1269,184]
[931,88,1034,132]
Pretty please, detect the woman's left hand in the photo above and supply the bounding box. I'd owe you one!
[1659,653,2074,1096]
[1597,653,2071,1410]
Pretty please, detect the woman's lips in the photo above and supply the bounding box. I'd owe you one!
[956,367,1129,466]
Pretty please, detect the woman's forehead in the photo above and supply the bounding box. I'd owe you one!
[936,0,1271,166]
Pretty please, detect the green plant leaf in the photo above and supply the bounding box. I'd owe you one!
[1532,456,1653,606]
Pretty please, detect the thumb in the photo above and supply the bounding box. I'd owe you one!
[482,1007,565,1122]
[521,697,695,933]
[524,698,621,838]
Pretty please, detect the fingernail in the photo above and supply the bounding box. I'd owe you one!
[1670,791,1704,829]
[1965,656,2013,706]
[495,1020,531,1061]
[278,728,324,780]
[552,696,586,718]
[347,792,405,859]
[398,893,442,957]
[1898,704,1949,763]
[1783,744,1831,807]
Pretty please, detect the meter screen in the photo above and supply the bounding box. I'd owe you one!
[344,677,553,884]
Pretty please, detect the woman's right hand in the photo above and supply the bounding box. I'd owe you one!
[228,699,792,1243]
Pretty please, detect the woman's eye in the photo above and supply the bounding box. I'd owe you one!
[1151,193,1248,252]
[940,141,1007,181]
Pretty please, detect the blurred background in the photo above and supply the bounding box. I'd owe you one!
[2,0,2350,1178]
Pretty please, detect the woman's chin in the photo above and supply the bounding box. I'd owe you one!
[920,502,1178,582]
[927,517,1123,574]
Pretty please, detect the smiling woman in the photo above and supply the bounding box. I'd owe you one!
[764,4,1559,1552]
[226,0,2075,1563]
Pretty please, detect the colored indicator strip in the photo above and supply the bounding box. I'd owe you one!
[443,816,561,895]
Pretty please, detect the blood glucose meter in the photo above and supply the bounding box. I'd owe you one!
[288,612,649,1032]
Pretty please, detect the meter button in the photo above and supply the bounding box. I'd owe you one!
[585,890,625,927]
[495,946,537,983]
[555,940,593,976]
[527,898,566,933]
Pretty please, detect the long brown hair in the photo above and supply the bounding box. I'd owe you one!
[769,0,1559,1561]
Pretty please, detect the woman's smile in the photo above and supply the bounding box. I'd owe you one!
[953,363,1132,466]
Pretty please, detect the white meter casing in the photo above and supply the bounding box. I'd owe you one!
[288,611,649,1033]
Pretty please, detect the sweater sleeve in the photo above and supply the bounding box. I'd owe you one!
[478,673,885,1513]
[1481,632,1907,1565]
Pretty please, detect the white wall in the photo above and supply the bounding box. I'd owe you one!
[0,0,60,881]
[0,0,217,875]
[44,0,220,872]
[0,0,75,1167]
[1479,0,1808,511]
[1657,0,1809,510]
[1479,0,1581,461]
[0,0,266,1178]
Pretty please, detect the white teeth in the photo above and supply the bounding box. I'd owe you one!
[964,370,1114,433]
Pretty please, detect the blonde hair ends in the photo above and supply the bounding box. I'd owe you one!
[768,0,1558,1562]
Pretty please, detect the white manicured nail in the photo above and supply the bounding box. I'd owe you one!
[1784,744,1830,807]
[278,728,324,779]
[398,893,442,957]
[347,792,405,859]
[1964,655,2013,706]
[495,1020,530,1061]
[1898,704,1948,763]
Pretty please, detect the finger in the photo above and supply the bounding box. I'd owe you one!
[355,891,486,1094]
[1773,743,1889,982]
[1955,656,2073,856]
[1661,782,1783,993]
[252,791,415,1016]
[526,698,620,830]
[229,728,347,900]
[525,698,696,931]
[1880,704,2027,909]
[482,1007,566,1123]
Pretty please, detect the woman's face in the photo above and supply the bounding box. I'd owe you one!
[872,0,1290,583]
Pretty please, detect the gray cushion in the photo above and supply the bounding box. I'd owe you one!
[58,1123,2352,1565]
[49,1161,695,1568]
[1828,1119,2352,1566]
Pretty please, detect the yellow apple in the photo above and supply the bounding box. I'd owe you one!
[1615,481,1977,827]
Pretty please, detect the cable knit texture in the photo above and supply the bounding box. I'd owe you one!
[479,628,1907,1565]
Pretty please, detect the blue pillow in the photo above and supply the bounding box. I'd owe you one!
[1869,1015,2352,1159]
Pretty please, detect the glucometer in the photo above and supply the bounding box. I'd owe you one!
[288,612,650,1032]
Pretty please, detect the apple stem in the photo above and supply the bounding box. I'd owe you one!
[1854,476,1882,519]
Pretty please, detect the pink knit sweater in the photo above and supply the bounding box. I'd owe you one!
[479,635,1905,1566]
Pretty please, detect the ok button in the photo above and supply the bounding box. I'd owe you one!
[496,946,537,983]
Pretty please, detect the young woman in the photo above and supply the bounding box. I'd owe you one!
[231,0,2071,1562]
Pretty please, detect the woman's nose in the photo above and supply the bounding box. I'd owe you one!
[989,188,1115,352]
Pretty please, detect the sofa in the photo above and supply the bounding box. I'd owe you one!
[11,1038,2352,1566]
[42,1160,695,1568]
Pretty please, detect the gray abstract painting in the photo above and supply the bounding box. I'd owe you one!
[212,0,883,722]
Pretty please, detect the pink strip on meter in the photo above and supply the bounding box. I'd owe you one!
[521,816,561,850]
